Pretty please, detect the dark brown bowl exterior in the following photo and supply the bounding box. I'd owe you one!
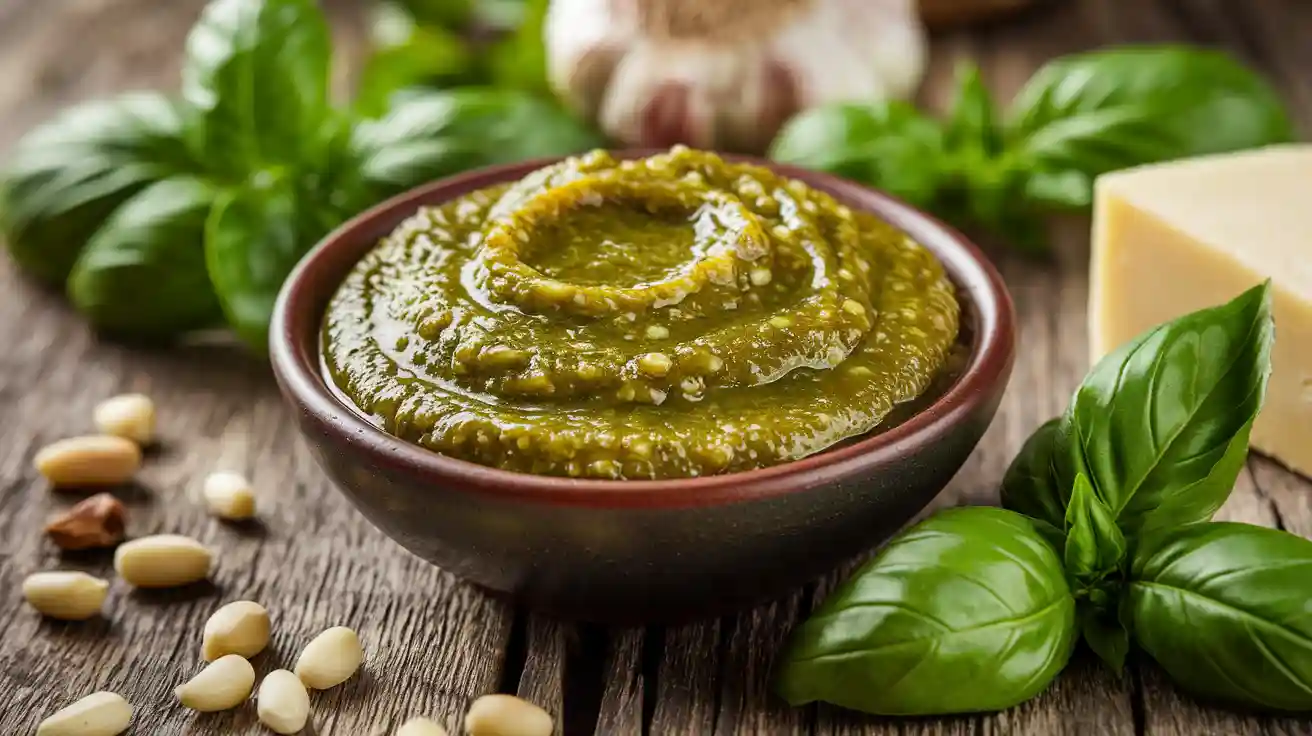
[270,153,1015,623]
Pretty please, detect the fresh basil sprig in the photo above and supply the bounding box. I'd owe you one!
[779,282,1312,714]
[0,0,601,351]
[770,47,1295,252]
[1001,282,1274,536]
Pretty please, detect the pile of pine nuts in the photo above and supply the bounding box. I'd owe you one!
[26,394,555,736]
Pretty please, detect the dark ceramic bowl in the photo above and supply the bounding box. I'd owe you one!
[270,153,1015,623]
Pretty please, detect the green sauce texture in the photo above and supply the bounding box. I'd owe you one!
[323,148,960,479]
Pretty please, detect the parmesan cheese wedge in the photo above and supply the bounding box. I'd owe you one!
[1091,145,1312,477]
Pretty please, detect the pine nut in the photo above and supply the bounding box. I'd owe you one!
[175,654,255,712]
[113,534,211,588]
[398,716,449,736]
[22,571,109,620]
[93,394,156,445]
[294,626,362,690]
[202,471,256,520]
[203,600,270,661]
[464,694,554,736]
[34,436,141,487]
[37,691,132,736]
[256,669,310,734]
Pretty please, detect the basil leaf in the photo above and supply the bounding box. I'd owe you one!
[204,174,312,351]
[355,5,476,118]
[944,62,1001,158]
[349,88,603,203]
[1081,610,1129,673]
[1068,282,1273,536]
[1007,47,1294,210]
[775,507,1077,715]
[393,0,473,30]
[0,93,195,284]
[1064,472,1126,582]
[182,0,332,176]
[67,177,221,339]
[485,0,550,95]
[1000,418,1068,537]
[769,102,945,209]
[1127,522,1312,711]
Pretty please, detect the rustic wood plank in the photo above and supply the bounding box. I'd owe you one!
[595,628,646,735]
[648,620,725,733]
[516,616,567,736]
[713,598,809,736]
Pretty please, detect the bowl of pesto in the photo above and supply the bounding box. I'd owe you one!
[271,147,1015,621]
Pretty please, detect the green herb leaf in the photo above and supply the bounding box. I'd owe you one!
[181,0,332,176]
[392,0,473,29]
[775,507,1077,715]
[1003,283,1273,538]
[769,102,945,209]
[1000,418,1069,537]
[1067,282,1273,536]
[944,62,1001,158]
[1064,472,1126,582]
[1127,522,1312,711]
[1007,47,1295,210]
[0,93,196,284]
[484,0,551,95]
[1080,610,1129,673]
[349,88,603,203]
[67,177,221,339]
[204,174,312,351]
[355,5,476,117]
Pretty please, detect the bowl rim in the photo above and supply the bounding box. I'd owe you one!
[270,151,1015,509]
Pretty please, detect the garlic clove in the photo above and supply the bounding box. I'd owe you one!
[546,0,927,153]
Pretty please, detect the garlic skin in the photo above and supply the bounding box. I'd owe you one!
[546,0,927,154]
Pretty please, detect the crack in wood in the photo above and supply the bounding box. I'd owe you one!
[498,611,530,696]
[641,626,665,734]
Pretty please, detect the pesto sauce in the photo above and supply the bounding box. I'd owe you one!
[322,148,961,479]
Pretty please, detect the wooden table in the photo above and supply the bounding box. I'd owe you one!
[1,1,1310,734]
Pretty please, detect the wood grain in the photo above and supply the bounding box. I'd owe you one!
[0,1,1310,734]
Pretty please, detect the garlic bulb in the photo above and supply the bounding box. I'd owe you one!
[545,0,927,154]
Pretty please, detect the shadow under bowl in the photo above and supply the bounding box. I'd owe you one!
[270,153,1016,623]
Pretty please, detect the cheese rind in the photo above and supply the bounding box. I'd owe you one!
[1091,145,1312,477]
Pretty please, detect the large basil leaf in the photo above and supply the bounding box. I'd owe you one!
[769,102,944,209]
[348,88,603,203]
[1007,47,1294,209]
[181,0,331,176]
[775,507,1076,715]
[67,177,221,339]
[1068,282,1272,536]
[1127,522,1312,711]
[205,174,313,351]
[0,93,195,284]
